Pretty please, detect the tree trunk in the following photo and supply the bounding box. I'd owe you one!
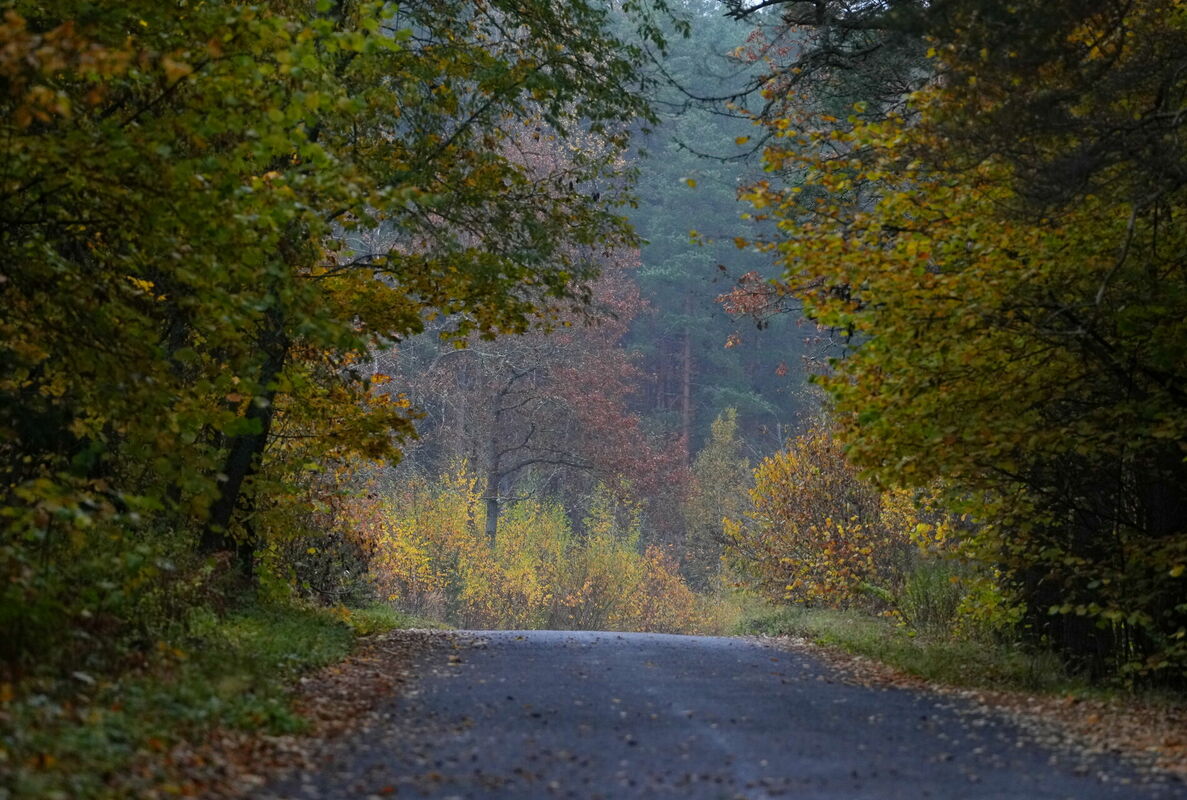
[200,308,289,575]
[484,403,502,541]
[681,294,693,460]
[485,492,500,540]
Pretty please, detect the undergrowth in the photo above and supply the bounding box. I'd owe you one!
[342,604,452,636]
[0,602,423,800]
[736,605,1084,695]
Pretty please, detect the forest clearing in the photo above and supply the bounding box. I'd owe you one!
[3,0,1187,797]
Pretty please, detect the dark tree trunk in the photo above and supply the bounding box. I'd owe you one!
[484,399,502,541]
[681,294,693,460]
[200,308,289,576]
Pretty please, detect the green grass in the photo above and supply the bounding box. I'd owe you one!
[736,605,1083,694]
[0,602,426,800]
[342,604,451,636]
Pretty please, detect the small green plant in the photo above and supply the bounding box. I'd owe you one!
[897,560,965,638]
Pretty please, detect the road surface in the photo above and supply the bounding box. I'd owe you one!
[263,630,1186,799]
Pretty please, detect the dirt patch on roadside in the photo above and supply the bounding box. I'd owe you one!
[752,633,1187,786]
[126,629,458,799]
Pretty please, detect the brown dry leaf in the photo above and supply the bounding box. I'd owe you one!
[121,630,457,799]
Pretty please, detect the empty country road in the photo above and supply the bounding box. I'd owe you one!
[262,631,1186,799]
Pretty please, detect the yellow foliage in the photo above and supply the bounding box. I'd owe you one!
[727,423,916,611]
[345,465,709,632]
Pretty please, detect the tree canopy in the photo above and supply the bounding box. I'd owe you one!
[0,0,661,661]
[736,0,1187,676]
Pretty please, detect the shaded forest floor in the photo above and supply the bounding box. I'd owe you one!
[152,628,460,799]
[0,605,444,799]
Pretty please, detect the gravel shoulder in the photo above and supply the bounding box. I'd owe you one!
[755,633,1187,784]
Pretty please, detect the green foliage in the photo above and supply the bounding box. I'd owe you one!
[682,408,751,589]
[737,0,1187,680]
[0,604,356,799]
[896,561,966,640]
[340,604,450,636]
[257,482,380,609]
[1,524,218,672]
[624,3,812,453]
[0,0,658,672]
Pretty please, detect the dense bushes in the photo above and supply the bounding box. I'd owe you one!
[1,522,224,673]
[346,465,712,633]
[725,423,914,612]
[725,421,1000,646]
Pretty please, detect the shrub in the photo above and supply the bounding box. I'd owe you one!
[725,423,913,612]
[350,465,710,632]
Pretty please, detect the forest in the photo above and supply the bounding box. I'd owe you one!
[2,0,1187,795]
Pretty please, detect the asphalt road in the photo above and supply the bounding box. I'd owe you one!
[264,631,1187,799]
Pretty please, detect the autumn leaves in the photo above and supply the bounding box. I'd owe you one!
[735,0,1187,678]
[0,0,654,664]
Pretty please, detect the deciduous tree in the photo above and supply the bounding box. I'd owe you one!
[734,0,1187,677]
[0,0,661,662]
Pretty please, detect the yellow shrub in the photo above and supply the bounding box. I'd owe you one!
[351,467,707,632]
[727,424,913,611]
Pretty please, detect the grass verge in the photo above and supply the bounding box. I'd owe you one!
[342,604,450,636]
[736,605,1085,694]
[0,602,434,800]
